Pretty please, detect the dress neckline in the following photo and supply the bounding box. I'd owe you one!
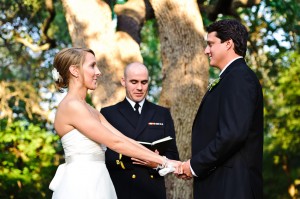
[61,129,78,140]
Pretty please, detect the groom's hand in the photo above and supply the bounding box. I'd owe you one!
[182,160,192,178]
[175,160,192,180]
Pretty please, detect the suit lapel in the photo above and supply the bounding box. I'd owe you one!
[118,99,137,129]
[192,58,246,129]
[193,91,209,129]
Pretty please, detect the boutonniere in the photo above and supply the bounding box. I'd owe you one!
[207,77,221,91]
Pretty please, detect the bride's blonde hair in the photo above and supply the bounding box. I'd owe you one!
[53,47,95,92]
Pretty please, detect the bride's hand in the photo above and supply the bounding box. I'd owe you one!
[167,160,183,174]
[157,159,182,176]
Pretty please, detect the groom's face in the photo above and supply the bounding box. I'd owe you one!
[122,64,149,103]
[204,31,229,70]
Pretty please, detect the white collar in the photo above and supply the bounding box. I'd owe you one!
[219,56,243,77]
[126,97,145,113]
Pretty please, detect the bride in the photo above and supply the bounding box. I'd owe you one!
[49,47,181,198]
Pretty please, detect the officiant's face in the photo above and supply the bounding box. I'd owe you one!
[122,63,149,102]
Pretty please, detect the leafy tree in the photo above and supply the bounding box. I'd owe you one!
[263,52,300,198]
[0,120,61,198]
[0,1,67,198]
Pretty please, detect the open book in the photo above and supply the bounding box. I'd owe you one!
[138,136,173,153]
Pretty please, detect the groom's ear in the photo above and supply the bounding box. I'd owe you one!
[69,65,79,78]
[225,39,233,51]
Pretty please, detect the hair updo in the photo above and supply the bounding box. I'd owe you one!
[53,47,95,91]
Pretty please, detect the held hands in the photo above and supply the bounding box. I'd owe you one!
[131,152,191,178]
[132,154,182,176]
[158,159,181,176]
[175,159,193,180]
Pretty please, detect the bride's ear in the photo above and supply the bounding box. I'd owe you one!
[69,65,79,78]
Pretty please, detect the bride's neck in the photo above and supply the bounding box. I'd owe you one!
[67,88,87,102]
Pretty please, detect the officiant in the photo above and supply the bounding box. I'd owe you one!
[100,62,180,199]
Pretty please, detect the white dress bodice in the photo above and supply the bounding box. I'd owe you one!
[49,129,117,199]
[61,129,106,157]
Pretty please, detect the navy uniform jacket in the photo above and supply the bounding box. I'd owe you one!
[101,99,179,199]
[191,58,264,199]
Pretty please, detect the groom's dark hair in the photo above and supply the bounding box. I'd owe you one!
[206,19,248,57]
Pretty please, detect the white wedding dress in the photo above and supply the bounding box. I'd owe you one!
[49,129,117,199]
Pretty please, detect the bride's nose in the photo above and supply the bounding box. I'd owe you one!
[95,66,102,76]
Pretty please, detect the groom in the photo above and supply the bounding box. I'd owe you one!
[179,19,264,199]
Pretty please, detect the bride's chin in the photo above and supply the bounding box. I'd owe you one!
[87,86,97,90]
[90,84,98,90]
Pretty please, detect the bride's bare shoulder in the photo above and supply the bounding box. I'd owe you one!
[55,99,88,122]
[58,97,84,110]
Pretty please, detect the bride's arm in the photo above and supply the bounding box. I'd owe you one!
[97,112,149,150]
[62,100,168,166]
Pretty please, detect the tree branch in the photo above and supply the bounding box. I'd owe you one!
[14,35,51,52]
[197,0,261,21]
[114,0,154,44]
[12,0,56,52]
[40,0,56,48]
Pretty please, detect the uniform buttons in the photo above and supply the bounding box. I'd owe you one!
[132,174,136,179]
[150,175,154,179]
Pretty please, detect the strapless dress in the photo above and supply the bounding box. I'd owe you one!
[49,129,117,199]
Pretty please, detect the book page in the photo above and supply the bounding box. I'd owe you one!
[138,136,173,146]
[152,136,173,145]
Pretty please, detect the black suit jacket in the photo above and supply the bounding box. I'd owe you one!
[101,99,179,199]
[190,58,263,199]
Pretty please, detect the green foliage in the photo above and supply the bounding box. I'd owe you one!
[0,1,70,197]
[0,120,62,198]
[0,81,47,124]
[49,1,72,45]
[140,19,162,103]
[263,52,300,198]
[240,0,300,78]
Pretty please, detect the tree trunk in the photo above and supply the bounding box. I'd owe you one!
[149,0,209,198]
[61,0,143,109]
